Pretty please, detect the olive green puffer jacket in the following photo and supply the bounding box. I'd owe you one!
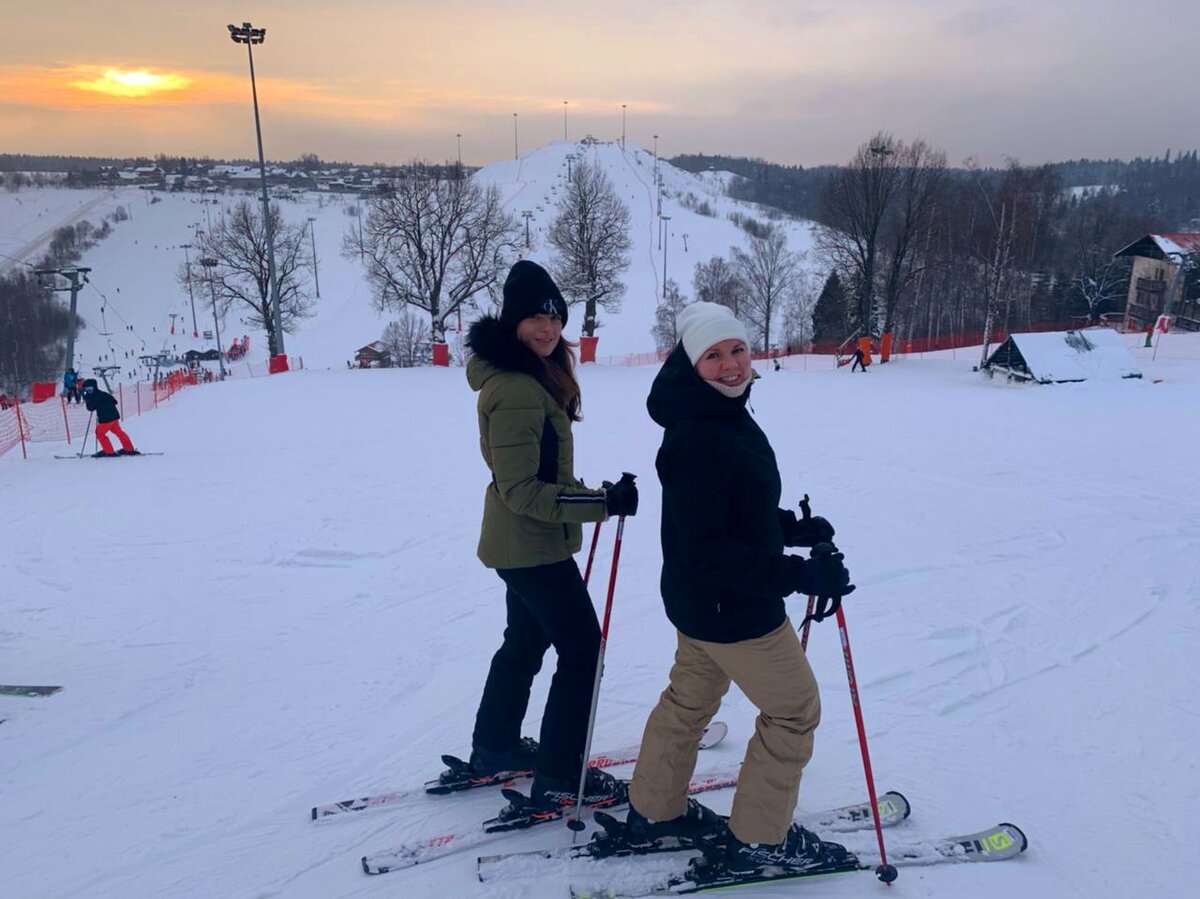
[466,317,608,570]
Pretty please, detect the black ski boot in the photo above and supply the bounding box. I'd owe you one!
[724,822,852,874]
[93,450,118,458]
[118,448,141,456]
[530,766,627,812]
[625,797,725,846]
[468,737,539,777]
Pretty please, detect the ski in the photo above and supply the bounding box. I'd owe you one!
[360,766,741,876]
[53,452,162,459]
[0,685,62,697]
[314,721,728,821]
[568,822,1028,897]
[477,791,910,880]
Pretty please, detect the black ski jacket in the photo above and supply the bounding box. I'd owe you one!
[647,345,800,644]
[83,388,121,423]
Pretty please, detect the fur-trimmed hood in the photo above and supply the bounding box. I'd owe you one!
[465,314,546,391]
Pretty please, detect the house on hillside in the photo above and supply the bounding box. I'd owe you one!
[1113,233,1200,332]
[982,329,1142,383]
[354,341,391,368]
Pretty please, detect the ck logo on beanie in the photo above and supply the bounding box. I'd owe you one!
[542,298,560,316]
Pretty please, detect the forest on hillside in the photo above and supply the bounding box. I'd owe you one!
[671,145,1200,351]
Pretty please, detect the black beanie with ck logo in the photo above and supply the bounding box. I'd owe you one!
[500,260,568,330]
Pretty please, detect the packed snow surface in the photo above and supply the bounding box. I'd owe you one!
[2,350,1197,898]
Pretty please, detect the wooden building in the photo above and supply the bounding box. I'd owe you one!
[1113,233,1200,331]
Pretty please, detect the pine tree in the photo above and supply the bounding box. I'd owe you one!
[812,271,848,345]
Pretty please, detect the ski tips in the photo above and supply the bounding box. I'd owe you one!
[884,790,912,820]
[698,720,728,750]
[998,822,1029,853]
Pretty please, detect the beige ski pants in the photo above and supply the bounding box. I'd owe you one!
[628,618,820,844]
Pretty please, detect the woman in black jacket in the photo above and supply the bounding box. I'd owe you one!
[624,302,855,874]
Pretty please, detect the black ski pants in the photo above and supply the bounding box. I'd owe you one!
[472,557,601,782]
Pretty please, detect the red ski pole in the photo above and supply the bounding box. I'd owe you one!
[568,513,626,839]
[835,603,898,884]
[582,520,603,586]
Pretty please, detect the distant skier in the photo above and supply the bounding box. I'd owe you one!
[460,259,637,812]
[851,346,869,372]
[81,379,139,457]
[624,301,855,874]
[63,368,82,403]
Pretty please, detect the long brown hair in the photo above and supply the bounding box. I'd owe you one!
[541,338,582,422]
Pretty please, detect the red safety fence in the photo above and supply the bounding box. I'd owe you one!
[599,321,1094,368]
[1,355,303,458]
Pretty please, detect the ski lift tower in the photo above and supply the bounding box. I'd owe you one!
[34,266,91,372]
[92,365,121,392]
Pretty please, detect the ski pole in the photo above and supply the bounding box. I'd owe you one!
[834,603,898,884]
[78,411,94,460]
[801,592,820,648]
[582,521,603,587]
[797,496,816,650]
[568,514,626,840]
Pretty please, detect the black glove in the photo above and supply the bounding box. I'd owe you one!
[779,494,835,548]
[787,542,855,623]
[603,472,638,517]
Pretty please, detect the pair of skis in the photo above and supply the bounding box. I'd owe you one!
[312,721,729,822]
[475,793,1026,897]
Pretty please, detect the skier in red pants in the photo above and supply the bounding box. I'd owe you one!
[81,379,139,457]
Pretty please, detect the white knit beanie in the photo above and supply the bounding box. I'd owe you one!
[678,302,749,366]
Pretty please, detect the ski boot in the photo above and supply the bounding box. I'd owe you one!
[426,737,538,795]
[624,797,725,847]
[723,821,853,874]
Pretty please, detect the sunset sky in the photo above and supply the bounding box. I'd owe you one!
[2,0,1198,168]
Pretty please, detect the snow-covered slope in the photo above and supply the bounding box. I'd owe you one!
[474,140,813,356]
[2,353,1196,898]
[5,144,808,382]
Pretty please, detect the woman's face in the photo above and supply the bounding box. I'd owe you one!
[695,338,752,387]
[516,313,563,357]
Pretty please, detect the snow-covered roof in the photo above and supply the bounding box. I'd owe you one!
[1114,233,1200,260]
[985,329,1142,383]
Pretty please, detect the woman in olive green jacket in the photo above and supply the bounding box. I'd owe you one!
[461,260,638,811]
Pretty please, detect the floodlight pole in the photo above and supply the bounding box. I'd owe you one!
[513,113,519,160]
[563,100,568,141]
[199,257,227,377]
[180,243,199,336]
[662,215,671,286]
[229,21,284,356]
[307,216,320,298]
[621,104,626,150]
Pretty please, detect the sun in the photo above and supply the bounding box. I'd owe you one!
[72,68,192,98]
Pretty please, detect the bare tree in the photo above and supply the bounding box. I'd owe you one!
[779,269,820,352]
[380,310,431,368]
[693,255,745,316]
[816,132,905,336]
[1062,194,1132,322]
[876,140,948,335]
[652,278,689,350]
[547,159,632,337]
[349,166,519,345]
[732,227,803,351]
[185,199,315,356]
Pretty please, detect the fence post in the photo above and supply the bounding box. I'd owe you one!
[62,396,72,444]
[137,382,142,416]
[15,398,27,459]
